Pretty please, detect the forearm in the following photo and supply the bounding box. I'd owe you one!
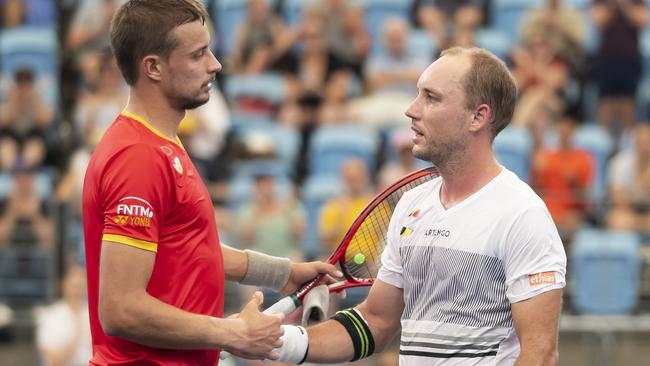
[221,244,248,281]
[221,244,291,291]
[306,302,399,363]
[305,320,356,363]
[101,291,233,350]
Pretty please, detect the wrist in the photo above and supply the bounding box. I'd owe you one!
[240,250,291,291]
[211,316,243,350]
[274,324,309,364]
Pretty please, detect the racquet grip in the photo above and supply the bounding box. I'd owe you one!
[263,294,301,316]
[219,295,302,360]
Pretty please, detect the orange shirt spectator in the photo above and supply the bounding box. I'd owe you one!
[533,116,594,241]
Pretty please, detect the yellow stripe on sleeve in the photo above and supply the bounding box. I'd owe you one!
[102,234,158,252]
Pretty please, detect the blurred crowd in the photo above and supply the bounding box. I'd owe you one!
[1,0,650,365]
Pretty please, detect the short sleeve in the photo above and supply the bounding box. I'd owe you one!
[100,144,173,252]
[377,196,407,289]
[502,205,567,303]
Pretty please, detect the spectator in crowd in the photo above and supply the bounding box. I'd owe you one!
[66,0,119,86]
[35,265,91,366]
[365,18,426,95]
[0,68,53,171]
[533,114,594,243]
[290,16,331,98]
[282,11,357,123]
[606,122,650,235]
[378,127,420,190]
[350,17,429,128]
[591,0,648,135]
[412,0,483,46]
[511,87,565,153]
[228,0,293,75]
[0,164,54,248]
[73,51,127,148]
[511,33,570,98]
[319,158,374,253]
[521,0,586,75]
[1,0,25,27]
[54,145,90,261]
[322,0,371,79]
[236,173,306,261]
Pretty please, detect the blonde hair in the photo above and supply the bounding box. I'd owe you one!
[441,47,518,137]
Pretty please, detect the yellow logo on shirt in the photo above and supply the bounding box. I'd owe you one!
[113,197,154,228]
[400,226,413,237]
[113,215,151,227]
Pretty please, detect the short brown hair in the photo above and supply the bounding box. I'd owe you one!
[440,47,517,138]
[109,0,209,85]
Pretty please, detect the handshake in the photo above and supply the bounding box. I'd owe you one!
[222,285,331,363]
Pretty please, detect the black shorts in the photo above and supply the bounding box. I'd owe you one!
[593,57,642,97]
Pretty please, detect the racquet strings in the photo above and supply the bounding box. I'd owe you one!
[343,172,436,280]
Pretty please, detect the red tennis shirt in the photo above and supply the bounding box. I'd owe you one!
[82,111,224,365]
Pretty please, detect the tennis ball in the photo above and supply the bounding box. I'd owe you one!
[353,253,366,265]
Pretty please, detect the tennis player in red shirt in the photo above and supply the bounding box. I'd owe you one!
[82,1,340,364]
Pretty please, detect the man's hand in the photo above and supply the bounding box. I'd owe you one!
[223,291,285,360]
[281,261,343,296]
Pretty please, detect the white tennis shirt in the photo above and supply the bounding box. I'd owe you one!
[378,168,566,365]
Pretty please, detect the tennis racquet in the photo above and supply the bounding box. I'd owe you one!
[264,165,438,316]
[221,166,438,359]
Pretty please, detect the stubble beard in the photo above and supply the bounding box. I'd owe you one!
[413,133,469,173]
[179,93,210,110]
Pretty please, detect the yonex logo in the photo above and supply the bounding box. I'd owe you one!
[114,215,129,224]
[113,197,154,228]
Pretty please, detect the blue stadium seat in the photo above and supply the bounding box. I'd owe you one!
[23,0,57,27]
[301,175,343,259]
[490,0,542,44]
[571,228,642,314]
[227,159,294,210]
[224,73,286,117]
[308,125,379,178]
[0,27,59,107]
[213,0,252,56]
[283,0,317,26]
[0,172,53,200]
[405,29,437,60]
[475,28,511,60]
[572,124,614,203]
[364,0,412,55]
[232,122,301,173]
[493,126,533,183]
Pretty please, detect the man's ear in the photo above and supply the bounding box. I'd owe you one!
[470,104,493,132]
[142,55,162,82]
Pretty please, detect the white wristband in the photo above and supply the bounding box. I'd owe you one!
[273,325,309,364]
